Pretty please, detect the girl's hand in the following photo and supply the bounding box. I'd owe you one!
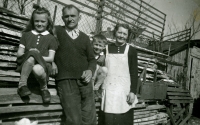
[127,92,135,104]
[29,48,40,53]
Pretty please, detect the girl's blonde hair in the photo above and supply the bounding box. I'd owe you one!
[23,7,53,34]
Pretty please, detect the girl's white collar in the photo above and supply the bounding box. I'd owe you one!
[31,30,49,35]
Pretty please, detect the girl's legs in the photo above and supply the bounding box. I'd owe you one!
[18,57,35,97]
[32,64,50,103]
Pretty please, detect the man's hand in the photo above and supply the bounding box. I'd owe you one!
[81,70,92,83]
[51,62,58,76]
[29,48,40,53]
[127,92,135,104]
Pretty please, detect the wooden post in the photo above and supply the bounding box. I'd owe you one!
[53,5,57,25]
[95,0,105,34]
[160,14,166,53]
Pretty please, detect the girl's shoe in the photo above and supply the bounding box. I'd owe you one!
[17,86,31,97]
[41,90,51,103]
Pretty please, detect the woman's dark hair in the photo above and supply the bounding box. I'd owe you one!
[23,6,53,34]
[113,23,132,41]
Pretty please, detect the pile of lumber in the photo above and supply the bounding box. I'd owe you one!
[0,7,27,86]
[0,7,63,125]
[134,104,168,125]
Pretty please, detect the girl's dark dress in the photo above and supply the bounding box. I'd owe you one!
[16,30,58,80]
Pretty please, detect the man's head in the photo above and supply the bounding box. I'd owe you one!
[91,34,107,55]
[62,4,81,30]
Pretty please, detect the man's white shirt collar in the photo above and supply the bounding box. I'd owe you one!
[31,30,49,35]
[65,28,80,39]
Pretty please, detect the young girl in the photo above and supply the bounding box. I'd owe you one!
[16,7,58,103]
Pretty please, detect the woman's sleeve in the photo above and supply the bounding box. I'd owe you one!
[128,46,138,94]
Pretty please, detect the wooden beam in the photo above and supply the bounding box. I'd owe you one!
[167,92,191,96]
[168,96,193,100]
[169,100,194,104]
[0,94,60,104]
[167,87,190,93]
[179,114,191,125]
[0,88,57,96]
[0,111,62,120]
[166,107,176,125]
[174,108,185,120]
[0,104,62,114]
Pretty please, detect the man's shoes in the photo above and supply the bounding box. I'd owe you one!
[41,90,51,103]
[18,86,31,97]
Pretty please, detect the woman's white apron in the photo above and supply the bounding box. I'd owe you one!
[101,44,138,114]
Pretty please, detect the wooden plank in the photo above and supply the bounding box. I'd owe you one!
[169,100,194,104]
[0,88,57,96]
[0,76,19,82]
[134,117,167,125]
[0,104,62,113]
[0,50,17,56]
[0,111,62,120]
[167,87,190,93]
[174,108,185,121]
[167,92,190,96]
[134,112,168,123]
[166,107,176,125]
[134,110,158,116]
[0,70,20,76]
[134,112,157,119]
[179,114,191,125]
[146,105,166,110]
[2,118,61,125]
[0,62,16,67]
[0,94,60,104]
[168,96,193,100]
[0,55,16,61]
[166,83,180,87]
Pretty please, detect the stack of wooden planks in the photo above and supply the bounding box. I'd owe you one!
[0,7,63,125]
[134,104,168,125]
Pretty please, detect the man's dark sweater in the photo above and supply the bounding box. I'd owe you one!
[54,26,96,80]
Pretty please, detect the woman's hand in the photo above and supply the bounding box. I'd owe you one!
[127,92,135,104]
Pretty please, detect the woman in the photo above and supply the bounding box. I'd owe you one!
[101,23,138,125]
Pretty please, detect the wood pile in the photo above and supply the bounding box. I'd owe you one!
[134,105,168,125]
[0,7,63,125]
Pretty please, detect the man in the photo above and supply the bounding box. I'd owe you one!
[51,4,97,125]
